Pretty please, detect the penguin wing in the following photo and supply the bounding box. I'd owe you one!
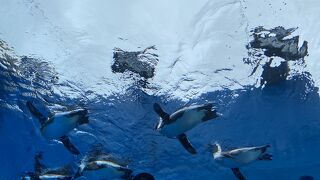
[60,136,80,155]
[231,168,246,180]
[177,133,197,154]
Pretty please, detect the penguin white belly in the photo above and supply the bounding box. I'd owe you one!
[41,116,77,139]
[215,150,261,168]
[160,110,204,137]
[39,174,69,179]
[233,150,261,164]
[82,168,125,180]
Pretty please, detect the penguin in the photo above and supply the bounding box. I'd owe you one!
[211,143,272,180]
[21,152,73,180]
[74,149,154,180]
[153,103,218,154]
[26,101,89,155]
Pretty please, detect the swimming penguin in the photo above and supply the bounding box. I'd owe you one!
[74,149,154,180]
[211,143,272,180]
[21,152,73,180]
[153,103,218,154]
[26,101,89,155]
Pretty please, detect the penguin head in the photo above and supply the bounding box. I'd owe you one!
[66,109,89,125]
[133,173,154,180]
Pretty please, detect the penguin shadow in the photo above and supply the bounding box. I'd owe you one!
[259,72,319,102]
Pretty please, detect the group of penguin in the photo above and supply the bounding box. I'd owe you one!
[153,103,272,180]
[23,100,272,180]
[23,101,154,180]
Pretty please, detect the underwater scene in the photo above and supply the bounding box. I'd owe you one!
[0,0,320,179]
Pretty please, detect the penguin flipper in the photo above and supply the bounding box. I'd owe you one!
[231,168,246,180]
[73,167,82,180]
[60,136,80,155]
[26,101,47,126]
[153,103,170,122]
[177,133,197,154]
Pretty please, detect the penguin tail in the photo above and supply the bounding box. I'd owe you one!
[206,143,221,154]
[133,173,155,180]
[153,103,170,122]
[26,101,47,125]
[258,153,272,161]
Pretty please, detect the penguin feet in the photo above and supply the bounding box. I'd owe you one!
[258,153,272,160]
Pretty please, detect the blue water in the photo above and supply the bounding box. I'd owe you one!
[1,46,320,180]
